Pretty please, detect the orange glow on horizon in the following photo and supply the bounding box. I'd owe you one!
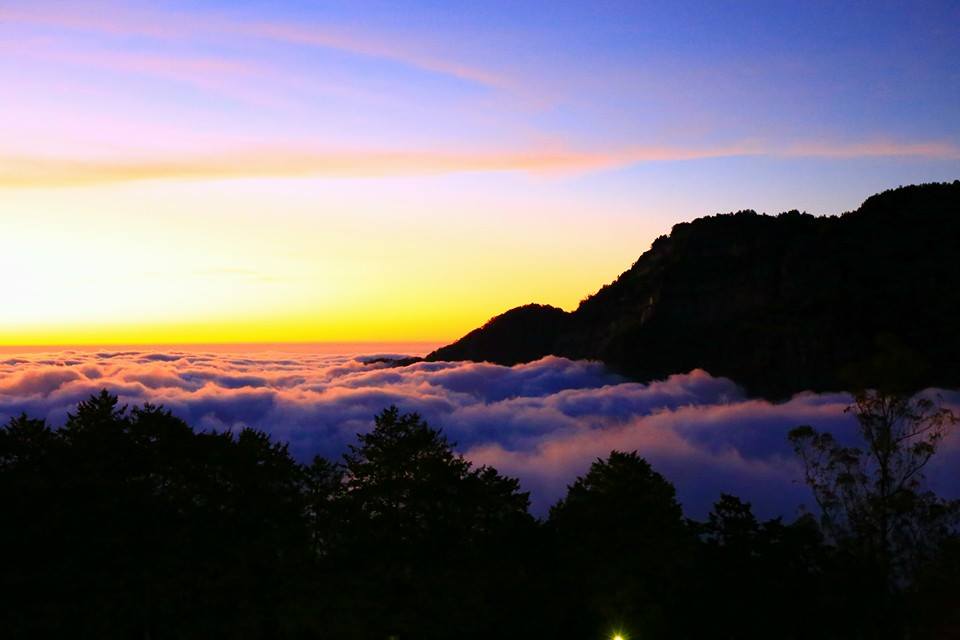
[3,1,957,347]
[0,341,444,355]
[0,176,653,347]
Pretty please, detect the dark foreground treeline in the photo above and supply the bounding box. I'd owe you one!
[1,390,958,639]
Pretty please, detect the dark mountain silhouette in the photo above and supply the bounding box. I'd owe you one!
[428,181,960,398]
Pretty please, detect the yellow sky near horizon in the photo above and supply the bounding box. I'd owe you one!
[3,1,958,346]
[1,176,658,346]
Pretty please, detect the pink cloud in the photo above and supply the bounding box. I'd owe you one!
[0,366,81,396]
[0,349,957,516]
[0,4,504,89]
[0,146,711,186]
[3,138,956,187]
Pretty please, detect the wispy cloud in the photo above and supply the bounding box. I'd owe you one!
[781,140,960,159]
[0,38,291,108]
[229,21,506,89]
[0,147,672,187]
[2,139,956,187]
[0,3,505,89]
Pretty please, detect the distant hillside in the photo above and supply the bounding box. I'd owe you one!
[428,181,960,398]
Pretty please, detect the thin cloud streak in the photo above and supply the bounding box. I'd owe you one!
[0,41,293,111]
[0,37,398,112]
[231,21,506,89]
[0,147,707,187]
[782,140,960,159]
[2,140,957,187]
[0,4,505,89]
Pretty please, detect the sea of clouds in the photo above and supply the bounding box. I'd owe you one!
[2,349,958,518]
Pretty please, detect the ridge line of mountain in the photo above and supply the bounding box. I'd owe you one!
[426,181,960,399]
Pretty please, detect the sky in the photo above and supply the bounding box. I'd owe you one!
[2,0,959,345]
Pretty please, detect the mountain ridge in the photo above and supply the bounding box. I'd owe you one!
[427,181,960,398]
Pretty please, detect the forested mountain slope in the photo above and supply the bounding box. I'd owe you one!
[428,182,960,398]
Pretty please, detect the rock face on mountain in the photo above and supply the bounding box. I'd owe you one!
[428,182,960,398]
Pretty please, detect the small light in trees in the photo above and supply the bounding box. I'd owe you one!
[612,633,626,640]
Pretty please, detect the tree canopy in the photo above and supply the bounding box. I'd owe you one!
[790,390,958,637]
[1,390,957,638]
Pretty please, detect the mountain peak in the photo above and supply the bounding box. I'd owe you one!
[427,181,960,398]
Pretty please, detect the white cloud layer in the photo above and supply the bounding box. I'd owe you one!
[1,349,957,517]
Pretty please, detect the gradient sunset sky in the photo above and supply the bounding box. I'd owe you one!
[2,0,958,345]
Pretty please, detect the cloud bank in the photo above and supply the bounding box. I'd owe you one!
[1,349,957,517]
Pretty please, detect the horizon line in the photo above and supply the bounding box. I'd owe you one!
[0,340,445,354]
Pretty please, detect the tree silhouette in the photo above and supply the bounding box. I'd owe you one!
[331,405,535,639]
[302,454,343,556]
[790,390,957,583]
[547,451,693,638]
[0,391,313,638]
[2,391,958,638]
[790,389,958,637]
[689,494,828,639]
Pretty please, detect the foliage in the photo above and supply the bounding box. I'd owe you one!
[330,406,536,639]
[789,390,958,583]
[1,390,958,638]
[0,390,312,638]
[689,495,829,638]
[790,390,958,638]
[547,451,693,638]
